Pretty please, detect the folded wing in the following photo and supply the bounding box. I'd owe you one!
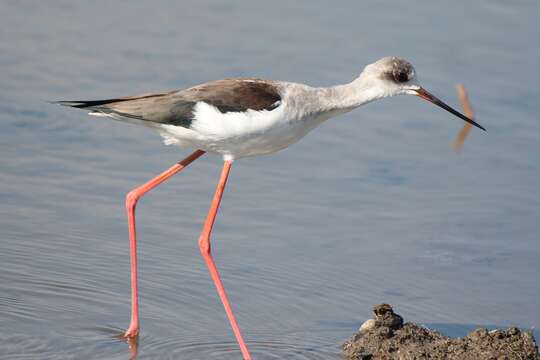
[56,78,282,129]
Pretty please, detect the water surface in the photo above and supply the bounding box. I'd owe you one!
[1,1,539,359]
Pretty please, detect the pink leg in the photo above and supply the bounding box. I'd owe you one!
[123,149,206,338]
[199,161,252,360]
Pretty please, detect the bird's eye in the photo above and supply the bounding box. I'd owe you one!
[393,70,409,83]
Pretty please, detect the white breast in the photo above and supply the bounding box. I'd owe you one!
[157,84,339,160]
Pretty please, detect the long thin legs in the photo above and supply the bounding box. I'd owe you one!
[122,154,251,359]
[198,161,252,360]
[123,149,206,338]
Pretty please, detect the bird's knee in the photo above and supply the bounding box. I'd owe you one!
[125,189,142,210]
[198,237,211,256]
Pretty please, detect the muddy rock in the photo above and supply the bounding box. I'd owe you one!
[342,304,540,360]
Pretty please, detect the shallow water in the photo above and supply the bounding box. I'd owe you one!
[1,1,539,359]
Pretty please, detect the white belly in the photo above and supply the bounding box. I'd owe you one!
[158,101,332,160]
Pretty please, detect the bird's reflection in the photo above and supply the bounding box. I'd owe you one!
[112,330,139,360]
[126,335,139,360]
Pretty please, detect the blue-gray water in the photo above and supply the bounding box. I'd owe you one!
[1,1,539,359]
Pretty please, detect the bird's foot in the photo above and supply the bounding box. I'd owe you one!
[123,324,140,339]
[122,328,139,360]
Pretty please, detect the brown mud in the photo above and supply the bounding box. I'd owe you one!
[342,304,539,360]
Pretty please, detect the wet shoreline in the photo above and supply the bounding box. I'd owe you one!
[343,304,540,360]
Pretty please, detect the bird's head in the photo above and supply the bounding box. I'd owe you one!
[358,56,485,131]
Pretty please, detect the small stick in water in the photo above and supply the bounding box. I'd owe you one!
[453,84,475,152]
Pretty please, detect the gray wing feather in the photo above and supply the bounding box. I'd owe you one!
[56,78,282,129]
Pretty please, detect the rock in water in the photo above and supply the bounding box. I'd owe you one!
[342,304,540,360]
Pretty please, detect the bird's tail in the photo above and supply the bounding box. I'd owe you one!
[53,91,178,127]
[53,98,131,109]
[52,96,167,127]
[53,99,137,120]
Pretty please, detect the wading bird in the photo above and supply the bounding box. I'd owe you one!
[58,57,485,360]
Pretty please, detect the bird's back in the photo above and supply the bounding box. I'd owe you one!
[57,77,337,159]
[58,78,282,128]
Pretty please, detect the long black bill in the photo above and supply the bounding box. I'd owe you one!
[415,88,486,131]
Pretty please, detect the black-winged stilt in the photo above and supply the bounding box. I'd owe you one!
[57,57,485,360]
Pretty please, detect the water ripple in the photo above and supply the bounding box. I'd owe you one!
[138,332,339,360]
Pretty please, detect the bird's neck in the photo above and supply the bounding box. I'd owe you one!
[314,75,386,113]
